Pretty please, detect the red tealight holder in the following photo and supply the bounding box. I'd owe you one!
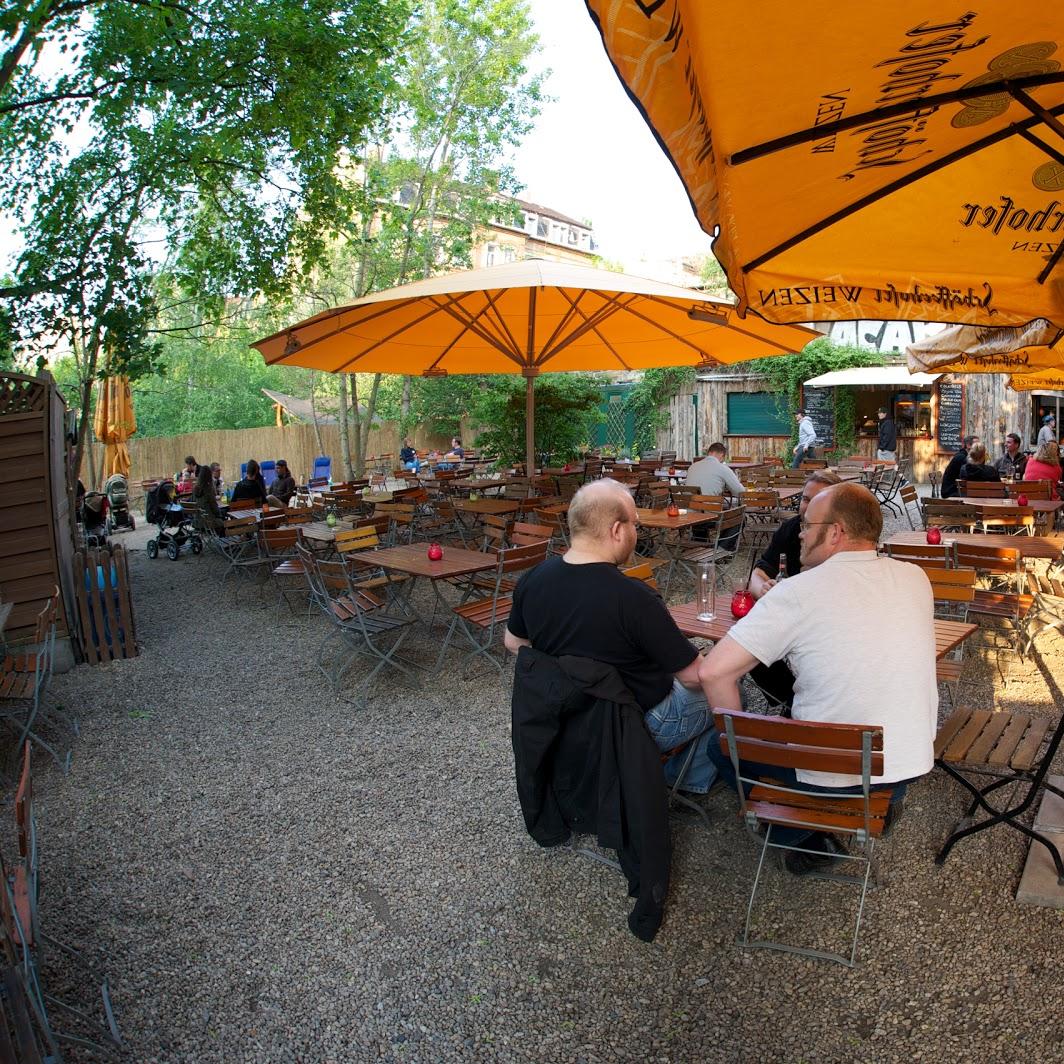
[666,503,680,517]
[730,588,754,618]
[926,526,942,545]
[668,467,676,475]
[427,543,444,561]
[1016,494,1029,507]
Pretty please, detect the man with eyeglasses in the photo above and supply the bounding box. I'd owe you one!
[745,469,841,708]
[698,483,936,874]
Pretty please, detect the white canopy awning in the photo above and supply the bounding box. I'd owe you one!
[804,366,941,388]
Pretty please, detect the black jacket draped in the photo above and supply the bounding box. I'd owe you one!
[510,646,670,942]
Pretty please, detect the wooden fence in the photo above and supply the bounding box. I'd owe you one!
[73,544,138,665]
[84,421,454,497]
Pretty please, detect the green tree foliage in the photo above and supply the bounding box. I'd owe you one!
[288,0,543,473]
[1,0,410,471]
[467,375,603,466]
[745,337,885,457]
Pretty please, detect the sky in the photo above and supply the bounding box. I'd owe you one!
[514,5,714,265]
[0,3,711,273]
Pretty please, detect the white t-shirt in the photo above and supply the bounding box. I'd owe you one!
[727,550,937,786]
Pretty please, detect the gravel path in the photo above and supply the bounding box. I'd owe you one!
[25,502,1064,1063]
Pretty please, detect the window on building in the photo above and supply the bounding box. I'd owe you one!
[567,228,578,245]
[1032,394,1064,446]
[726,392,791,435]
[484,243,497,267]
[524,213,537,235]
[502,245,516,263]
[536,217,549,239]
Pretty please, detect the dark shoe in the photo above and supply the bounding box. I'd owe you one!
[882,798,905,837]
[783,833,846,876]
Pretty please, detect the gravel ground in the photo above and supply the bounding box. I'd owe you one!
[20,497,1064,1063]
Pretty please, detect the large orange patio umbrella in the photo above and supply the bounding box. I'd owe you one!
[92,374,136,480]
[253,260,817,473]
[587,3,1064,328]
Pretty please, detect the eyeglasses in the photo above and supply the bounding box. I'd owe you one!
[800,519,837,533]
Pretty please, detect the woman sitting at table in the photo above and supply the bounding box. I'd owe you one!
[1024,440,1063,498]
[191,465,226,533]
[229,458,268,506]
[960,442,1001,485]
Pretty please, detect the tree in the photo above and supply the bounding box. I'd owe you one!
[1,0,410,473]
[290,0,544,474]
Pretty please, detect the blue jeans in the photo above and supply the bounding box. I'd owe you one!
[644,680,718,794]
[404,460,420,472]
[706,728,911,844]
[791,445,814,468]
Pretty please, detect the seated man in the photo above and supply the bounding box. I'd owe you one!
[699,483,936,873]
[504,479,718,795]
[685,441,745,499]
[994,433,1027,480]
[435,436,465,472]
[746,469,841,708]
[399,438,420,472]
[266,458,296,507]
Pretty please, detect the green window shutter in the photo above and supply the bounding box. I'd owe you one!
[727,392,791,435]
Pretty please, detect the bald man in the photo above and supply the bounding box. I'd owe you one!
[505,479,717,794]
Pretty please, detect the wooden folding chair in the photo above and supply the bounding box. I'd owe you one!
[935,701,1064,886]
[922,501,980,533]
[884,541,953,567]
[438,542,548,677]
[898,483,922,530]
[964,480,1007,498]
[715,709,894,967]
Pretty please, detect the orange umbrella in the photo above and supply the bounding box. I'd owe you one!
[588,4,1064,328]
[93,375,137,480]
[253,260,817,473]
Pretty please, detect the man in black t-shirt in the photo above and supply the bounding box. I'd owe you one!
[941,435,977,499]
[746,470,841,707]
[505,479,717,793]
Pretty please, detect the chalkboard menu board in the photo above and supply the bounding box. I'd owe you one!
[936,381,965,453]
[802,387,835,449]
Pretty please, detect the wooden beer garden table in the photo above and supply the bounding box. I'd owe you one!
[452,498,522,517]
[884,531,1064,560]
[291,519,354,545]
[346,542,497,629]
[954,497,1063,514]
[669,598,977,661]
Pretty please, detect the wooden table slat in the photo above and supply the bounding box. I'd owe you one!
[1011,717,1050,771]
[986,714,1033,767]
[964,712,1013,763]
[943,709,992,762]
[934,709,973,759]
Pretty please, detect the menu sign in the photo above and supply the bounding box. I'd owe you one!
[936,381,965,454]
[803,387,835,449]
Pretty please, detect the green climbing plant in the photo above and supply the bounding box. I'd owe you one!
[745,338,885,459]
[624,367,696,456]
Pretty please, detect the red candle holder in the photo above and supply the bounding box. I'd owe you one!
[427,543,444,561]
[926,526,942,545]
[730,588,754,618]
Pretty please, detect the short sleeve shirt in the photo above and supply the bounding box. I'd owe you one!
[507,556,698,710]
[727,551,937,786]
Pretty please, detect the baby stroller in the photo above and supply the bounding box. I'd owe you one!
[103,473,135,533]
[81,491,109,547]
[144,480,202,560]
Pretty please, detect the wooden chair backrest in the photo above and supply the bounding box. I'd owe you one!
[741,489,780,510]
[1010,479,1054,499]
[503,483,531,500]
[261,528,300,552]
[224,515,258,535]
[644,484,671,508]
[511,521,553,546]
[622,562,658,590]
[713,709,883,776]
[922,502,979,529]
[355,514,391,536]
[964,480,1008,498]
[729,455,752,464]
[687,494,725,514]
[885,542,952,564]
[926,566,978,605]
[899,484,919,506]
[480,513,513,550]
[952,542,1022,574]
[716,506,746,533]
[497,540,549,577]
[799,459,828,469]
[978,507,1036,531]
[334,526,381,555]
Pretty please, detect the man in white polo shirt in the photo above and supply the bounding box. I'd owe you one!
[698,482,936,873]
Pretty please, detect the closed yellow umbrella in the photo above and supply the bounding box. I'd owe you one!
[588,3,1064,327]
[1008,367,1064,391]
[253,260,817,473]
[905,318,1064,374]
[93,375,137,479]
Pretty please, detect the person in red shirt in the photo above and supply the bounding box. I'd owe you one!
[1023,441,1062,499]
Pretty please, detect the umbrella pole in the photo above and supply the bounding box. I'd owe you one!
[523,368,538,476]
